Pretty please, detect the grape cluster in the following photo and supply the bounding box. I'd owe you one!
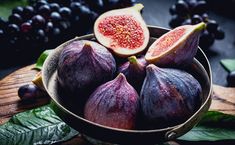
[169,0,225,49]
[0,0,136,67]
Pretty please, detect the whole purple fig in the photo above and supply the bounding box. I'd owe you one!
[118,56,146,93]
[57,40,116,97]
[140,64,202,128]
[84,73,139,130]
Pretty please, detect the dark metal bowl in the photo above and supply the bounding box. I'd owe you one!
[42,26,212,145]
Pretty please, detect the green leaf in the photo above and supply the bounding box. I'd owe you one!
[0,0,28,20]
[34,50,53,70]
[0,105,79,145]
[220,59,235,72]
[179,111,235,141]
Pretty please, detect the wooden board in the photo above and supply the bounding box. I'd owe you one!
[0,64,235,144]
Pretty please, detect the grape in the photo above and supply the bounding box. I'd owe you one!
[175,0,189,16]
[45,21,54,33]
[22,6,35,19]
[70,2,82,14]
[227,71,235,87]
[8,13,23,25]
[191,14,202,24]
[20,22,32,33]
[52,27,61,36]
[201,13,208,22]
[32,15,46,28]
[49,3,60,12]
[38,5,51,17]
[118,0,136,8]
[18,84,43,100]
[169,4,176,15]
[50,12,62,22]
[7,24,20,35]
[12,6,24,15]
[214,27,225,40]
[185,0,197,8]
[182,18,192,25]
[207,20,218,33]
[169,15,185,28]
[34,29,45,42]
[193,0,207,14]
[199,30,214,48]
[59,7,72,19]
[34,0,48,10]
[86,0,104,13]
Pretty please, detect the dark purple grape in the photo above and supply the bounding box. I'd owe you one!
[182,18,192,25]
[12,6,24,15]
[59,7,72,19]
[175,0,189,16]
[70,2,82,14]
[52,27,61,36]
[58,0,73,7]
[50,12,62,22]
[207,20,218,33]
[191,14,203,24]
[20,22,32,33]
[34,29,46,42]
[8,13,23,24]
[38,5,51,17]
[45,21,54,33]
[18,84,43,100]
[32,15,46,28]
[58,20,71,31]
[214,27,225,40]
[7,24,20,34]
[169,15,185,28]
[199,30,214,48]
[22,6,35,19]
[9,36,19,45]
[193,0,207,14]
[86,0,104,13]
[34,0,48,10]
[185,0,197,8]
[118,0,136,8]
[227,71,235,87]
[169,4,176,15]
[49,3,60,12]
[201,13,208,22]
[0,17,7,29]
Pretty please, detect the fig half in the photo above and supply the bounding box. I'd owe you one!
[140,64,202,128]
[94,4,149,57]
[57,40,116,97]
[145,22,206,67]
[84,73,139,130]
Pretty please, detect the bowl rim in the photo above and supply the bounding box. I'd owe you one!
[42,25,213,134]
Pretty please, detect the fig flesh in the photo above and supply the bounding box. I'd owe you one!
[118,56,146,92]
[57,40,116,97]
[94,4,149,57]
[84,73,139,130]
[145,22,206,67]
[140,64,202,128]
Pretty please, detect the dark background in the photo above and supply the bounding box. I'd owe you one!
[1,0,235,87]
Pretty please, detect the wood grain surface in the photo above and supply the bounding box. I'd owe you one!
[0,64,235,144]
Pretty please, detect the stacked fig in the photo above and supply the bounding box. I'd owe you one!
[57,4,205,130]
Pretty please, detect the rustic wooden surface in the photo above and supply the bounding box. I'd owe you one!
[0,65,235,145]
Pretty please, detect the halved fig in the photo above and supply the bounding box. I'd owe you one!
[94,4,149,57]
[145,22,206,67]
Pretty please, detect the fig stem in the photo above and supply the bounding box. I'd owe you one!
[194,22,206,32]
[83,43,93,53]
[128,56,138,64]
[132,3,144,12]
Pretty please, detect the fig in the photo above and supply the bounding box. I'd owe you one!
[145,22,206,67]
[94,4,149,57]
[140,64,202,128]
[118,56,146,92]
[84,73,139,130]
[57,40,116,97]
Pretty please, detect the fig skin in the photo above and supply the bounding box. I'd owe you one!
[140,64,202,128]
[84,73,139,130]
[145,22,206,67]
[94,4,150,57]
[118,56,147,93]
[57,40,116,98]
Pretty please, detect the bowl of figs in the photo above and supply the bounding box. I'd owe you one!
[42,4,212,145]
